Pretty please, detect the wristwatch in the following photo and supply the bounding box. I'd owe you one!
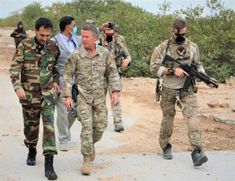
[168,68,175,75]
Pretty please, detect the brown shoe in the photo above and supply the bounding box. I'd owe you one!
[80,155,91,175]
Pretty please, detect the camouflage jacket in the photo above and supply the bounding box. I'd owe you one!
[9,37,60,105]
[99,33,131,73]
[63,44,121,104]
[150,37,206,89]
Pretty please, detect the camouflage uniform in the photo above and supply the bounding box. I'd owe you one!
[150,37,206,151]
[63,44,121,155]
[99,33,131,126]
[10,26,27,48]
[9,37,60,155]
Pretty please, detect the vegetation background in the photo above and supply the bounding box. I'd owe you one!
[0,0,234,82]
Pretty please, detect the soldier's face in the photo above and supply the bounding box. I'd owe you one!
[81,30,97,50]
[35,27,52,45]
[173,27,187,44]
[173,27,187,38]
[18,24,23,29]
[104,28,114,36]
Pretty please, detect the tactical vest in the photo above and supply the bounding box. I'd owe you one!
[165,40,192,69]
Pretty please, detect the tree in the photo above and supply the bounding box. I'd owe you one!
[1,0,234,81]
[21,2,45,29]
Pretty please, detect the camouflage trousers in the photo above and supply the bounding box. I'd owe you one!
[22,100,57,155]
[104,86,122,126]
[159,86,202,150]
[77,98,108,155]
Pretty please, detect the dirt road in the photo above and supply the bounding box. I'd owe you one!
[0,27,235,181]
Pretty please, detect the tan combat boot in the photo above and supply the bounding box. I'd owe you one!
[90,144,95,161]
[80,155,91,175]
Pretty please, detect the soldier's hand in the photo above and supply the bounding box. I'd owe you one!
[111,91,119,106]
[53,82,60,94]
[64,97,73,109]
[16,88,26,100]
[100,22,109,31]
[175,67,188,77]
[122,59,130,68]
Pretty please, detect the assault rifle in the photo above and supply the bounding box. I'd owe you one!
[165,55,219,92]
[115,51,128,64]
[115,51,130,74]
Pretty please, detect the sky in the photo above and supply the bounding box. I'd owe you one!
[0,0,235,18]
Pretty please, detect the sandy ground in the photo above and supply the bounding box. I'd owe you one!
[0,27,235,181]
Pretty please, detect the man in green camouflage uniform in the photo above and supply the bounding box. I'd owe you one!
[150,19,209,166]
[9,17,59,180]
[64,22,121,175]
[99,21,131,132]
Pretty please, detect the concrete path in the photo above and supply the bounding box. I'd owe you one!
[0,70,235,181]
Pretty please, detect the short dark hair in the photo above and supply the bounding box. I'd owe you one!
[35,17,53,30]
[59,16,75,32]
[173,19,186,32]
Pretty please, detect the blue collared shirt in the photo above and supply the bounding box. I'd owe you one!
[58,32,76,53]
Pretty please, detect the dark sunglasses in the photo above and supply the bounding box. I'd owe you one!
[175,33,186,37]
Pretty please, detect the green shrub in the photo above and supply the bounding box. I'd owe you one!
[1,0,234,82]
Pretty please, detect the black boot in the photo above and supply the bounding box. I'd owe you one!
[163,143,173,159]
[114,124,124,132]
[26,147,37,166]
[45,155,57,180]
[191,148,208,166]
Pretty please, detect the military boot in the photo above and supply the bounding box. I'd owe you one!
[114,122,124,132]
[90,144,96,162]
[45,155,57,180]
[163,143,173,160]
[81,155,91,175]
[26,147,37,166]
[191,148,208,166]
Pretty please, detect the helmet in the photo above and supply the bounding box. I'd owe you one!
[108,21,118,32]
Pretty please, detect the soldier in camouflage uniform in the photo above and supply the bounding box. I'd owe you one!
[64,22,121,175]
[99,21,131,132]
[10,21,27,48]
[9,17,59,180]
[150,19,210,167]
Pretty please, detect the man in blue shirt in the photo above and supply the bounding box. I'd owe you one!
[55,16,81,151]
